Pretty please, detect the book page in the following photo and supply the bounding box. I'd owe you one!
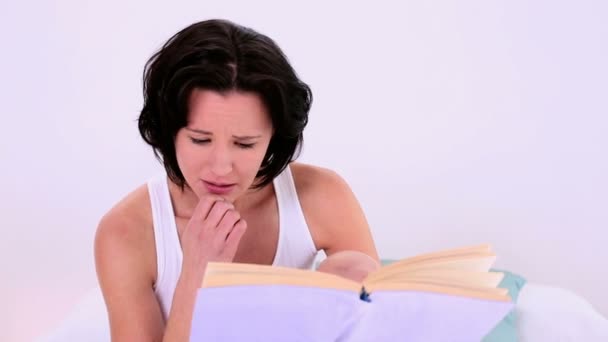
[364,244,496,282]
[201,244,507,301]
[366,245,494,278]
[364,282,510,302]
[365,270,505,289]
[360,245,509,300]
[364,257,498,284]
[202,262,361,292]
[373,244,492,272]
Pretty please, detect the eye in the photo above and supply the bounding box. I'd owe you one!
[190,137,210,145]
[236,142,255,149]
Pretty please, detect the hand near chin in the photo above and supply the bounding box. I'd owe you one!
[180,195,247,283]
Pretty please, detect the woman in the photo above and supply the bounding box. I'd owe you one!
[94,19,378,341]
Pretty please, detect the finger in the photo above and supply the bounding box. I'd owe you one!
[216,210,241,239]
[222,219,247,257]
[192,195,224,222]
[205,200,234,229]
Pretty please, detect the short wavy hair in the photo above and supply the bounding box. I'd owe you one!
[138,19,312,189]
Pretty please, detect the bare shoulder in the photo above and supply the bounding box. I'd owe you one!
[94,183,156,284]
[290,162,351,198]
[94,184,165,340]
[290,162,378,259]
[95,184,153,248]
[289,162,358,220]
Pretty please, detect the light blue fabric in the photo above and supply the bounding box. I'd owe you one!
[379,260,526,342]
[482,269,527,342]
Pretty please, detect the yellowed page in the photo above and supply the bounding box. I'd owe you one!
[202,262,361,292]
[373,244,492,272]
[365,270,505,289]
[364,282,511,302]
[364,255,496,284]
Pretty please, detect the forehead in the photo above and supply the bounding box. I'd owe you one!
[187,89,271,129]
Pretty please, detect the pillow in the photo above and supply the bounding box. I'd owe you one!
[379,260,526,342]
[516,283,608,341]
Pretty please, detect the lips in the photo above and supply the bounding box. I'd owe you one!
[202,180,236,195]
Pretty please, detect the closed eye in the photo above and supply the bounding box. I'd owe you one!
[189,136,255,149]
[190,137,210,145]
[236,142,255,149]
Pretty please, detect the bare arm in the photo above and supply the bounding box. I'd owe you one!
[95,195,246,341]
[293,164,380,260]
[94,212,165,341]
[162,271,203,342]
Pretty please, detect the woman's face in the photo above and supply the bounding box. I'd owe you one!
[174,89,273,202]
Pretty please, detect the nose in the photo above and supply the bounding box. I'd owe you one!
[208,144,233,177]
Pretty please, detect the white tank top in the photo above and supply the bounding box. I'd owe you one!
[147,165,318,320]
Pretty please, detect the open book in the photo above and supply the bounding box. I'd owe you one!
[190,244,514,341]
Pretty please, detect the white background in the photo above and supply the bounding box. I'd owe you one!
[1,1,607,341]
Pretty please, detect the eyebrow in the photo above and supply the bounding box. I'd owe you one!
[185,128,262,140]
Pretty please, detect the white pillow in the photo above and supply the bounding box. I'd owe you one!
[517,283,608,341]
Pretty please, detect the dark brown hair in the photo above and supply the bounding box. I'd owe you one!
[138,19,312,189]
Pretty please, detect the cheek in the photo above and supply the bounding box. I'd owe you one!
[175,140,203,174]
[234,148,269,183]
[238,150,266,174]
[250,143,272,167]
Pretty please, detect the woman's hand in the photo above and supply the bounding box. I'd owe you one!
[180,195,248,284]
